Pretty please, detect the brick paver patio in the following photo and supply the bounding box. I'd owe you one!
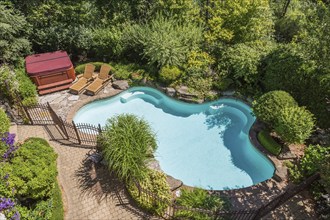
[16,125,156,220]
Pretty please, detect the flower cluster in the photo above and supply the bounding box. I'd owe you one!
[1,133,17,160]
[0,198,15,212]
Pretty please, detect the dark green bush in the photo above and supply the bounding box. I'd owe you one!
[0,109,10,133]
[15,68,37,105]
[128,169,171,215]
[0,137,57,200]
[159,66,182,84]
[110,62,146,80]
[175,188,229,220]
[98,114,157,182]
[275,106,315,144]
[252,90,297,126]
[257,130,282,155]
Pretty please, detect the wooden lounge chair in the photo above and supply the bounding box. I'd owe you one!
[69,64,95,94]
[85,64,112,96]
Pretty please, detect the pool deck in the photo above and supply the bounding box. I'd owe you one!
[34,82,317,219]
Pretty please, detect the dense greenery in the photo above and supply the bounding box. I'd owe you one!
[0,109,10,133]
[275,106,315,144]
[127,169,171,215]
[252,90,297,125]
[98,114,157,182]
[175,188,229,220]
[257,130,282,155]
[0,136,63,219]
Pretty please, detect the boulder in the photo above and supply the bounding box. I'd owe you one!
[176,86,198,98]
[166,175,183,192]
[278,151,297,160]
[166,87,176,97]
[112,80,129,90]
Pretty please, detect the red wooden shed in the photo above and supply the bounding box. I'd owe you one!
[25,51,76,95]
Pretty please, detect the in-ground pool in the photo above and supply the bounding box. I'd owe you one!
[74,87,275,190]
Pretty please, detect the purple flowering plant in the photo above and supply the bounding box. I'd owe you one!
[1,132,18,160]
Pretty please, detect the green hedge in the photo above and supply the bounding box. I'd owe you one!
[257,130,282,155]
[0,108,10,133]
[51,180,64,220]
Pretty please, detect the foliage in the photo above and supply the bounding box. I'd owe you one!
[0,138,58,201]
[220,40,275,89]
[175,188,229,220]
[186,77,213,100]
[123,14,202,68]
[185,50,215,77]
[159,66,182,84]
[287,145,330,183]
[257,130,282,155]
[74,62,112,75]
[128,169,171,215]
[252,90,297,126]
[0,3,31,65]
[51,180,64,220]
[275,106,315,144]
[110,62,147,80]
[0,109,10,133]
[91,26,124,60]
[15,68,37,105]
[98,114,157,182]
[262,44,330,128]
[203,0,274,47]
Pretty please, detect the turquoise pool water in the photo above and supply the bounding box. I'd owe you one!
[74,87,275,190]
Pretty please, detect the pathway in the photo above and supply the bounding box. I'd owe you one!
[16,125,156,220]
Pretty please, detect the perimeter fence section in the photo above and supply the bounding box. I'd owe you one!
[22,102,102,147]
[133,173,320,220]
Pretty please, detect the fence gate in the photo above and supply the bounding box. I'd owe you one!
[23,103,54,125]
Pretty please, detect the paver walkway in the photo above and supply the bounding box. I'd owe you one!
[16,125,155,220]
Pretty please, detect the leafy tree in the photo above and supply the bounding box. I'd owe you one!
[98,114,157,182]
[252,90,297,126]
[0,3,31,65]
[220,40,275,89]
[123,15,202,68]
[262,44,330,128]
[202,0,274,48]
[275,106,315,144]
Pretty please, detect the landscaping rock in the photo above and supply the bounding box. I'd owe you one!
[166,87,176,97]
[112,80,129,90]
[176,86,198,98]
[278,151,297,160]
[166,175,183,192]
[222,90,235,96]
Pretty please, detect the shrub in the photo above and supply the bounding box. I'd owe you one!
[175,188,229,220]
[257,130,282,155]
[15,68,37,104]
[159,66,182,84]
[186,50,215,76]
[128,169,171,215]
[0,138,58,200]
[186,76,213,99]
[0,109,10,133]
[288,145,330,183]
[98,114,157,182]
[275,106,315,144]
[252,90,297,126]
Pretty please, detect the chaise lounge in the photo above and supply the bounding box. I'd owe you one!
[84,64,112,96]
[69,64,95,95]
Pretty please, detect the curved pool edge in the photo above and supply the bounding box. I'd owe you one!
[67,85,283,190]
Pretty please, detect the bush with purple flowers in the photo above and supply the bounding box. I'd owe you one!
[1,132,18,160]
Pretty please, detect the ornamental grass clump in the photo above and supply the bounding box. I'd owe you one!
[98,114,157,182]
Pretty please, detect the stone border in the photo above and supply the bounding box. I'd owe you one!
[65,85,288,193]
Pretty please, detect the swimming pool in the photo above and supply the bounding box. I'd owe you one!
[74,87,275,190]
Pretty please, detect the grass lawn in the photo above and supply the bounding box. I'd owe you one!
[257,130,282,156]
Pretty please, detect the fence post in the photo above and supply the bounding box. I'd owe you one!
[98,124,102,134]
[72,121,81,145]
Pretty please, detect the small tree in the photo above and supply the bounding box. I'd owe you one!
[252,90,297,125]
[275,106,315,144]
[98,114,157,182]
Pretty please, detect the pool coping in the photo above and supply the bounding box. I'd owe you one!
[65,85,288,192]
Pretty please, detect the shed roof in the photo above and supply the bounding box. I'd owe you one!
[25,51,73,76]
